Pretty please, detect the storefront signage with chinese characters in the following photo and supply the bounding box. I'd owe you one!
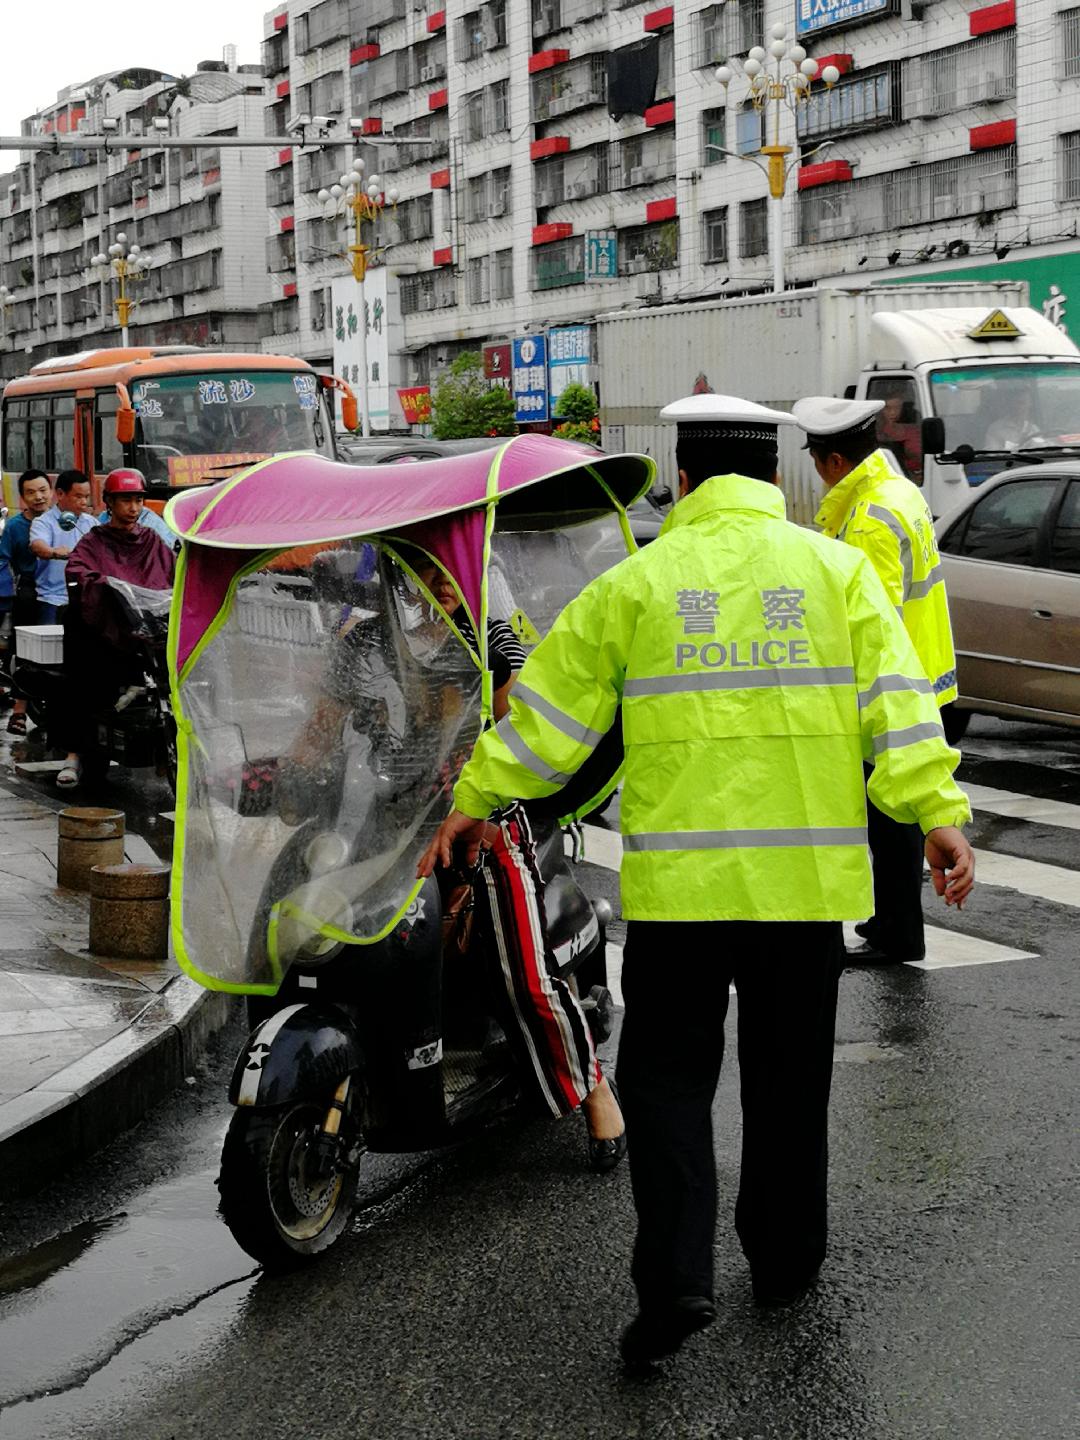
[548,325,593,408]
[512,335,549,423]
[586,231,618,281]
[796,0,891,38]
[483,342,513,387]
[331,269,405,430]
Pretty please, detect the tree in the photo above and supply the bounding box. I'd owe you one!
[431,352,517,439]
[552,381,599,445]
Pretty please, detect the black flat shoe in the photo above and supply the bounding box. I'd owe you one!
[588,1130,627,1173]
[845,942,922,966]
[752,1267,821,1307]
[620,1296,716,1369]
[854,920,873,941]
[587,1075,627,1173]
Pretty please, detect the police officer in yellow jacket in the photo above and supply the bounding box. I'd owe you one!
[795,396,959,965]
[418,394,974,1368]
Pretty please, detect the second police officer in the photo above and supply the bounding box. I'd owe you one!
[794,396,959,966]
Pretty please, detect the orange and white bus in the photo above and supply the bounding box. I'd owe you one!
[1,347,358,513]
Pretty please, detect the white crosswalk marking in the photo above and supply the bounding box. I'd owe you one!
[576,823,1061,978]
[966,782,1080,833]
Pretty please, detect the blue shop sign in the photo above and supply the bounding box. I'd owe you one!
[796,0,892,38]
[512,335,549,423]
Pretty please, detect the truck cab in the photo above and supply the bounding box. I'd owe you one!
[852,307,1080,519]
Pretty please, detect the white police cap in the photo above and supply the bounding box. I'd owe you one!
[660,393,796,444]
[792,396,884,448]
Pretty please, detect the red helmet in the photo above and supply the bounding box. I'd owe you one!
[104,468,147,496]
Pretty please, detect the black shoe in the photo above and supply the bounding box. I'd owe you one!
[620,1296,716,1368]
[854,920,873,941]
[587,1076,627,1174]
[845,942,923,966]
[752,1267,821,1307]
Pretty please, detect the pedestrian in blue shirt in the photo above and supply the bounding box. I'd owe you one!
[28,470,96,622]
[1,470,53,733]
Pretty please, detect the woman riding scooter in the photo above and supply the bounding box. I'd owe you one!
[58,468,175,788]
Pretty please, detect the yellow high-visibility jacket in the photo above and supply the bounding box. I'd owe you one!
[815,448,959,706]
[454,474,971,923]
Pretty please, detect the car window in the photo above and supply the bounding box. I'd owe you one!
[1050,480,1080,575]
[866,375,923,484]
[950,478,1059,565]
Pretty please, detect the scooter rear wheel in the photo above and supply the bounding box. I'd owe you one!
[218,1101,360,1269]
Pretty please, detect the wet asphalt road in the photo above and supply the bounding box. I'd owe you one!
[0,718,1077,1439]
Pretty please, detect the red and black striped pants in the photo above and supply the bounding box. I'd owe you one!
[472,804,601,1118]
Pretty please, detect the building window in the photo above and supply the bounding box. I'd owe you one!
[739,198,767,258]
[702,107,726,166]
[466,174,488,224]
[797,65,899,143]
[1061,131,1080,202]
[619,220,679,275]
[467,255,490,305]
[797,146,1017,243]
[532,236,586,290]
[457,1,506,62]
[265,231,297,272]
[694,0,764,67]
[703,207,728,263]
[489,80,510,134]
[531,55,607,122]
[295,0,349,54]
[401,269,456,314]
[912,32,1016,117]
[463,90,486,142]
[534,0,606,39]
[611,127,675,189]
[310,287,328,332]
[491,167,511,215]
[495,248,514,300]
[1061,7,1080,79]
[735,104,764,156]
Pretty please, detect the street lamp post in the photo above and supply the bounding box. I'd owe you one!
[318,158,399,438]
[0,285,13,349]
[716,25,840,293]
[90,233,153,346]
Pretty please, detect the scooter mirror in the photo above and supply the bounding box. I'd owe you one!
[921,416,945,455]
[341,393,359,433]
[116,406,136,445]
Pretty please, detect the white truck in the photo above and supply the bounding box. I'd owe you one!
[597,282,1080,522]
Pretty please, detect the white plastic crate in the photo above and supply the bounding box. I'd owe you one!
[15,625,64,664]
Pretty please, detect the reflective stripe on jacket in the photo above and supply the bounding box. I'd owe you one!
[453,473,971,924]
[815,449,959,706]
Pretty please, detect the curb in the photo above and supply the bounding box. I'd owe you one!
[0,779,237,1198]
[0,975,235,1200]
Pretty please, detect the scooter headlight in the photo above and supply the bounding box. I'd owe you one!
[303,831,351,877]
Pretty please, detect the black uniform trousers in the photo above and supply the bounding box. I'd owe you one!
[864,765,926,960]
[615,918,843,1309]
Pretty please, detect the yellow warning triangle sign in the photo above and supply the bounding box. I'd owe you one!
[969,309,1022,340]
[508,608,542,648]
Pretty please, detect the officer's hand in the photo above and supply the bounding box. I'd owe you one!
[417,809,490,877]
[925,826,974,909]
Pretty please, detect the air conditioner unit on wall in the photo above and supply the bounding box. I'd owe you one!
[626,255,650,274]
[548,96,573,117]
[420,64,437,81]
[932,195,959,219]
[567,181,590,199]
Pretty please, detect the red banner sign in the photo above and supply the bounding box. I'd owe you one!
[398,387,432,425]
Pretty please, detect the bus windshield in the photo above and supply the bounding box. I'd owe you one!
[929,363,1080,454]
[130,369,334,486]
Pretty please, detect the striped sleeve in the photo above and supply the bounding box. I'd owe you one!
[846,552,971,833]
[453,573,627,820]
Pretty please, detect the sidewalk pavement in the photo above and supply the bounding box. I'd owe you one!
[0,780,232,1199]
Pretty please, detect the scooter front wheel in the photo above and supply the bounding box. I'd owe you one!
[218,1101,360,1269]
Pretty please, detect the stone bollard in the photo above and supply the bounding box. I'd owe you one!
[57,807,126,892]
[89,863,171,961]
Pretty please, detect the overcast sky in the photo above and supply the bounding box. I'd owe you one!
[1,0,273,138]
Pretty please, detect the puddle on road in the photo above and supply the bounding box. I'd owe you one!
[0,1169,254,1415]
[834,1041,904,1063]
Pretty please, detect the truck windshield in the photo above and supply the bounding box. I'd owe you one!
[930,363,1080,453]
[130,370,334,486]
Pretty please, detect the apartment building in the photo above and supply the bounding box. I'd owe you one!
[258,0,1080,418]
[0,62,271,381]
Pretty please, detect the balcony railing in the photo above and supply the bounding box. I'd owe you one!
[905,32,1016,119]
[532,235,586,290]
[609,130,675,190]
[533,0,606,39]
